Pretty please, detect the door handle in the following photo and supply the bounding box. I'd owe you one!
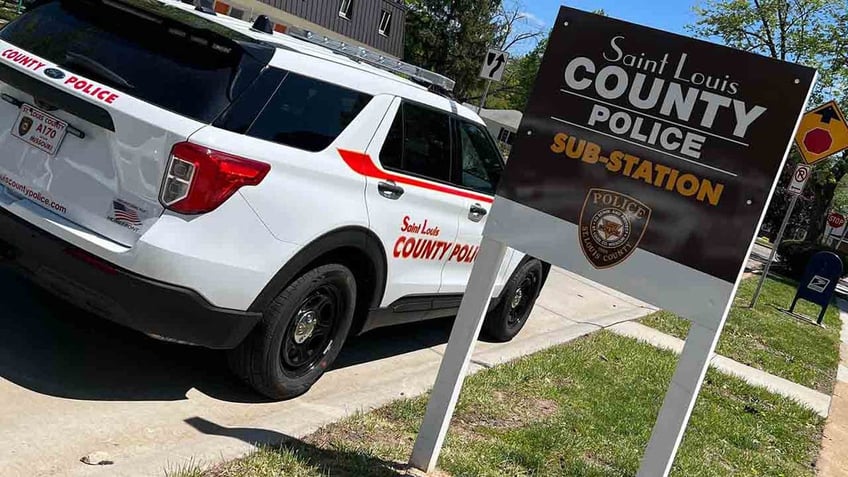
[468,203,488,222]
[378,181,404,200]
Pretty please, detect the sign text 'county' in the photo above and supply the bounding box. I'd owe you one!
[487,8,815,293]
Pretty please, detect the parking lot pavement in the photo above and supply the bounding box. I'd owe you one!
[0,266,653,477]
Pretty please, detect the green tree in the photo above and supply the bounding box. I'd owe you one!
[831,175,848,212]
[690,0,848,242]
[485,36,548,111]
[404,1,544,102]
[404,0,501,100]
[485,9,603,110]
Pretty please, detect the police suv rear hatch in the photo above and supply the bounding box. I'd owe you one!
[0,0,272,246]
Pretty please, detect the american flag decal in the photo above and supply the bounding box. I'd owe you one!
[112,200,142,226]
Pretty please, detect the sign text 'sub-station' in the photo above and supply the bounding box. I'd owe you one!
[486,7,815,325]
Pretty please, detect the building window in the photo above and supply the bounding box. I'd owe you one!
[228,7,245,19]
[498,128,514,146]
[378,10,391,36]
[339,0,353,19]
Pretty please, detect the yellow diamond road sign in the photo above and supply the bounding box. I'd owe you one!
[794,101,848,165]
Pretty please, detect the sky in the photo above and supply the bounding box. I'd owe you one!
[514,0,700,54]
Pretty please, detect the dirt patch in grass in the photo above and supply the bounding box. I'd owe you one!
[182,332,827,477]
[456,391,559,431]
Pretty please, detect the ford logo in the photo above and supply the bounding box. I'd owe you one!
[44,68,65,80]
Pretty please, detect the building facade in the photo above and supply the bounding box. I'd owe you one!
[474,107,522,159]
[214,0,407,58]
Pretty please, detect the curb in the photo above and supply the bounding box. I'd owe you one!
[609,321,831,417]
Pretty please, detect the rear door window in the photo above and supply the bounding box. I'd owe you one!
[379,102,452,182]
[244,72,372,152]
[0,0,271,122]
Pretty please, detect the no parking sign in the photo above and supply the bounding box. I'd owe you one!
[788,164,811,195]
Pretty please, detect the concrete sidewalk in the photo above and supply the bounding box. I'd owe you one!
[609,321,832,417]
[0,267,655,477]
[817,300,848,476]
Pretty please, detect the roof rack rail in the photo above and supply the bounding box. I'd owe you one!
[284,25,456,92]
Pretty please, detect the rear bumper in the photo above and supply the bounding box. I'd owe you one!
[0,208,261,349]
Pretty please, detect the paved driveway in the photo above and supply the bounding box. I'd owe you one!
[0,266,653,476]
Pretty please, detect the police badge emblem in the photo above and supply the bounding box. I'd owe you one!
[579,188,651,269]
[18,116,32,136]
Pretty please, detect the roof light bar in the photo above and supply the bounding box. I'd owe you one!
[285,25,456,92]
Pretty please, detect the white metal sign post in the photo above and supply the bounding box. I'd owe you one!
[409,237,506,471]
[410,7,816,476]
[835,216,848,250]
[750,162,811,307]
[477,48,509,112]
[749,194,799,308]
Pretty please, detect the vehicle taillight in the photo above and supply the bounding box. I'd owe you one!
[160,142,270,214]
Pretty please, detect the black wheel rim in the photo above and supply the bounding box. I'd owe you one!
[281,284,343,376]
[507,268,541,328]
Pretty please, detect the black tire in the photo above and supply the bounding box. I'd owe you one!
[481,259,544,342]
[228,264,356,400]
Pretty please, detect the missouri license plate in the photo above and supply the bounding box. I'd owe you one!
[12,104,68,155]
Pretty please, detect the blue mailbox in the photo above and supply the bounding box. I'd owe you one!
[790,251,843,324]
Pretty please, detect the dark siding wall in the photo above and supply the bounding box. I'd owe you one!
[260,0,406,57]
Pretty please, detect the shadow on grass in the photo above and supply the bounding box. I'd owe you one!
[761,271,801,289]
[185,417,409,476]
[753,271,848,313]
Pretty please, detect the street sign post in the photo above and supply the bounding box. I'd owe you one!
[788,164,811,195]
[750,103,848,307]
[477,48,509,112]
[410,7,816,477]
[754,165,814,295]
[749,194,799,308]
[794,101,848,165]
[788,252,842,325]
[828,211,845,228]
[479,48,509,82]
[829,212,848,251]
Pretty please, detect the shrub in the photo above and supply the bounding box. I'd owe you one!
[776,240,848,278]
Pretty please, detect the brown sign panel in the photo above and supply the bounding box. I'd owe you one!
[491,7,815,285]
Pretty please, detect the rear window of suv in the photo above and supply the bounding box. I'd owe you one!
[214,68,372,152]
[0,0,272,123]
[244,72,372,152]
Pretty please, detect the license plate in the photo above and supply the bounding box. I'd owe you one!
[11,104,68,156]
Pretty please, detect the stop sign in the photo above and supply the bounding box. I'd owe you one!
[828,212,845,228]
[804,128,833,155]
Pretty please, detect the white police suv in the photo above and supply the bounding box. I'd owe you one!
[0,0,548,398]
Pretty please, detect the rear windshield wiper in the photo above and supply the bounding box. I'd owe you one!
[63,52,134,90]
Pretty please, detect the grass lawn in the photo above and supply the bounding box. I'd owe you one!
[175,332,825,477]
[641,276,842,394]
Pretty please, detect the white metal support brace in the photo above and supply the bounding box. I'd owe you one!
[409,236,507,472]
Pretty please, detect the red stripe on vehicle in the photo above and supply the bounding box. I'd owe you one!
[338,149,494,204]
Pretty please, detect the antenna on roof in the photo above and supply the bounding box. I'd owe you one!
[285,25,456,92]
[251,15,274,34]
